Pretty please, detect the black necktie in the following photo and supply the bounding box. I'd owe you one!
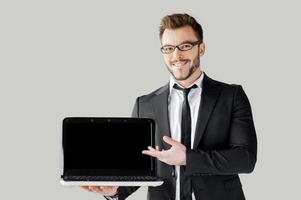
[173,84,197,200]
[173,84,197,148]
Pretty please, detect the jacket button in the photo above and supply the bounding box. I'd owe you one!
[171,171,175,177]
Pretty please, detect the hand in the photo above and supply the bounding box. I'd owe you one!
[80,186,118,197]
[142,136,187,166]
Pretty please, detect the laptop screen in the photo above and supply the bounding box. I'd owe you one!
[62,117,155,176]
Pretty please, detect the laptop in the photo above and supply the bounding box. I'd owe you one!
[60,117,163,186]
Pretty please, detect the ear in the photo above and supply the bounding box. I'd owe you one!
[199,42,205,56]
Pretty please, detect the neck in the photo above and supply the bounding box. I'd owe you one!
[177,68,202,88]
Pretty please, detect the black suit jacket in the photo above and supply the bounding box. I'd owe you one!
[117,74,257,200]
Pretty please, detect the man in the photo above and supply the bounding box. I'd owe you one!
[82,13,257,200]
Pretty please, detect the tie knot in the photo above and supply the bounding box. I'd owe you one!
[173,84,197,96]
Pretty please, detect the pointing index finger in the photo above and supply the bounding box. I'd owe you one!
[162,136,177,146]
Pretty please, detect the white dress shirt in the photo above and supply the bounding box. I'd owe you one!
[168,72,204,200]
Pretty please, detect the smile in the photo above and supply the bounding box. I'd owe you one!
[172,60,188,68]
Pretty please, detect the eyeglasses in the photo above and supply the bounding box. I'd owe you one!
[160,40,201,54]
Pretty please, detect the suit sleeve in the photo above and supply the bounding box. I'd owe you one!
[186,85,257,176]
[113,98,140,199]
[115,186,139,200]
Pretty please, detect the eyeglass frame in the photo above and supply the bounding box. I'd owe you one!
[160,40,202,54]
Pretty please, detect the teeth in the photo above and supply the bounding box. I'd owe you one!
[173,61,187,67]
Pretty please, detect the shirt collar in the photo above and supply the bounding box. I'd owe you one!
[169,71,204,94]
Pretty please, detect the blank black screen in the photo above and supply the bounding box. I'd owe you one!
[63,118,152,170]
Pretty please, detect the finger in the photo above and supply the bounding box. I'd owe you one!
[156,146,160,151]
[143,149,165,160]
[103,186,118,192]
[91,186,102,193]
[101,186,118,196]
[147,146,156,151]
[80,186,90,191]
[94,186,109,193]
[103,186,117,191]
[88,186,99,193]
[162,136,177,146]
[142,150,157,157]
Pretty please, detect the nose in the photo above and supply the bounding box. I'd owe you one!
[171,47,183,60]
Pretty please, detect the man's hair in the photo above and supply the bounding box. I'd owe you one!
[159,13,203,43]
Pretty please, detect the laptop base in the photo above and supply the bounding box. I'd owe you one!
[60,178,163,186]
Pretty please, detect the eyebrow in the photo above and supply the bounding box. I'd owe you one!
[162,40,197,46]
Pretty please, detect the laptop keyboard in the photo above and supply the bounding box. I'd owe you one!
[64,176,159,181]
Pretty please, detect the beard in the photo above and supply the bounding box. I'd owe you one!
[165,53,200,81]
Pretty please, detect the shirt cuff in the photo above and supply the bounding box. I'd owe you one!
[104,195,118,200]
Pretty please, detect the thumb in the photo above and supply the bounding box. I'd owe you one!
[162,136,177,146]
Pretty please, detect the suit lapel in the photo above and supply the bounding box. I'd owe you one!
[152,84,171,150]
[193,74,221,149]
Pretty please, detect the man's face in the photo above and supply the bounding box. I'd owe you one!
[161,26,205,81]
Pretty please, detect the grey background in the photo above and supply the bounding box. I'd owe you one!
[1,0,300,199]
